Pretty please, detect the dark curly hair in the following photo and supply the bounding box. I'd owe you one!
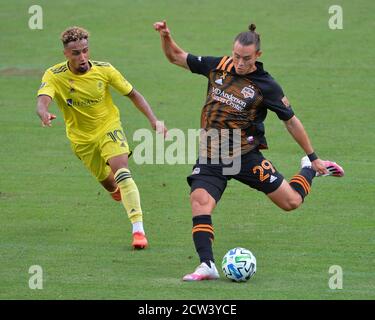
[61,26,89,47]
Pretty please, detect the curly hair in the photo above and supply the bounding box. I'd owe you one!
[60,26,89,47]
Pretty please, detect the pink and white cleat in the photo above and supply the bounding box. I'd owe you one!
[318,160,345,177]
[182,262,220,281]
[301,156,344,177]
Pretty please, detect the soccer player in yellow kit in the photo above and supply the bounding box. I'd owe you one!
[37,26,167,249]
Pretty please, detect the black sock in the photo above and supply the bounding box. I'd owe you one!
[192,215,214,267]
[290,167,315,200]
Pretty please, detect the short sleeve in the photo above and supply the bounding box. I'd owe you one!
[37,71,56,98]
[187,54,223,77]
[262,79,294,121]
[109,65,133,96]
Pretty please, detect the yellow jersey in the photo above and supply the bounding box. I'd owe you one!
[37,60,133,144]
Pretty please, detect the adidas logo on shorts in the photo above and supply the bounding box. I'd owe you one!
[270,175,278,183]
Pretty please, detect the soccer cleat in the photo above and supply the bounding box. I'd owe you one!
[110,187,121,202]
[182,261,220,281]
[317,160,345,177]
[132,232,148,249]
[301,156,344,177]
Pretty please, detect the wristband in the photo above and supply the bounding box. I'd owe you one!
[307,152,318,162]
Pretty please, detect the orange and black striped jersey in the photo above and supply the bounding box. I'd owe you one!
[187,54,294,157]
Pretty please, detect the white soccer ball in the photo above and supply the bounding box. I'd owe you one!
[221,247,256,282]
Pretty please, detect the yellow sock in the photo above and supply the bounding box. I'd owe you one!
[114,168,143,224]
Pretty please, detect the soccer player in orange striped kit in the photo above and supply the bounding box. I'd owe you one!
[154,21,344,280]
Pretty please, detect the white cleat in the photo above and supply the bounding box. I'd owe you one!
[301,156,344,177]
[182,261,220,281]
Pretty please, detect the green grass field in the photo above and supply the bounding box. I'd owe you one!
[1,0,374,300]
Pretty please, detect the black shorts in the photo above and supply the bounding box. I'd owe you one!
[187,150,284,203]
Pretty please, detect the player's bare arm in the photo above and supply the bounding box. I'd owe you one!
[127,89,168,137]
[284,116,328,175]
[36,95,56,127]
[153,20,188,69]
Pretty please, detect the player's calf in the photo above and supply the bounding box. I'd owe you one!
[268,181,303,211]
[288,157,318,202]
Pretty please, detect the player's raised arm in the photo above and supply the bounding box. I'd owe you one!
[36,95,56,127]
[153,20,188,69]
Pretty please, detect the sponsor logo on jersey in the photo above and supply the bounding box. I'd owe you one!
[66,96,104,107]
[211,87,247,111]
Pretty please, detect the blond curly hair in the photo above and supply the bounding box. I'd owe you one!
[61,26,89,47]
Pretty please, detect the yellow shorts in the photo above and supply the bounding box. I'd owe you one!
[71,124,130,181]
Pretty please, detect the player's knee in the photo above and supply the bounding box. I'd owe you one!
[191,196,209,212]
[280,198,301,212]
[108,154,129,173]
[190,189,211,212]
